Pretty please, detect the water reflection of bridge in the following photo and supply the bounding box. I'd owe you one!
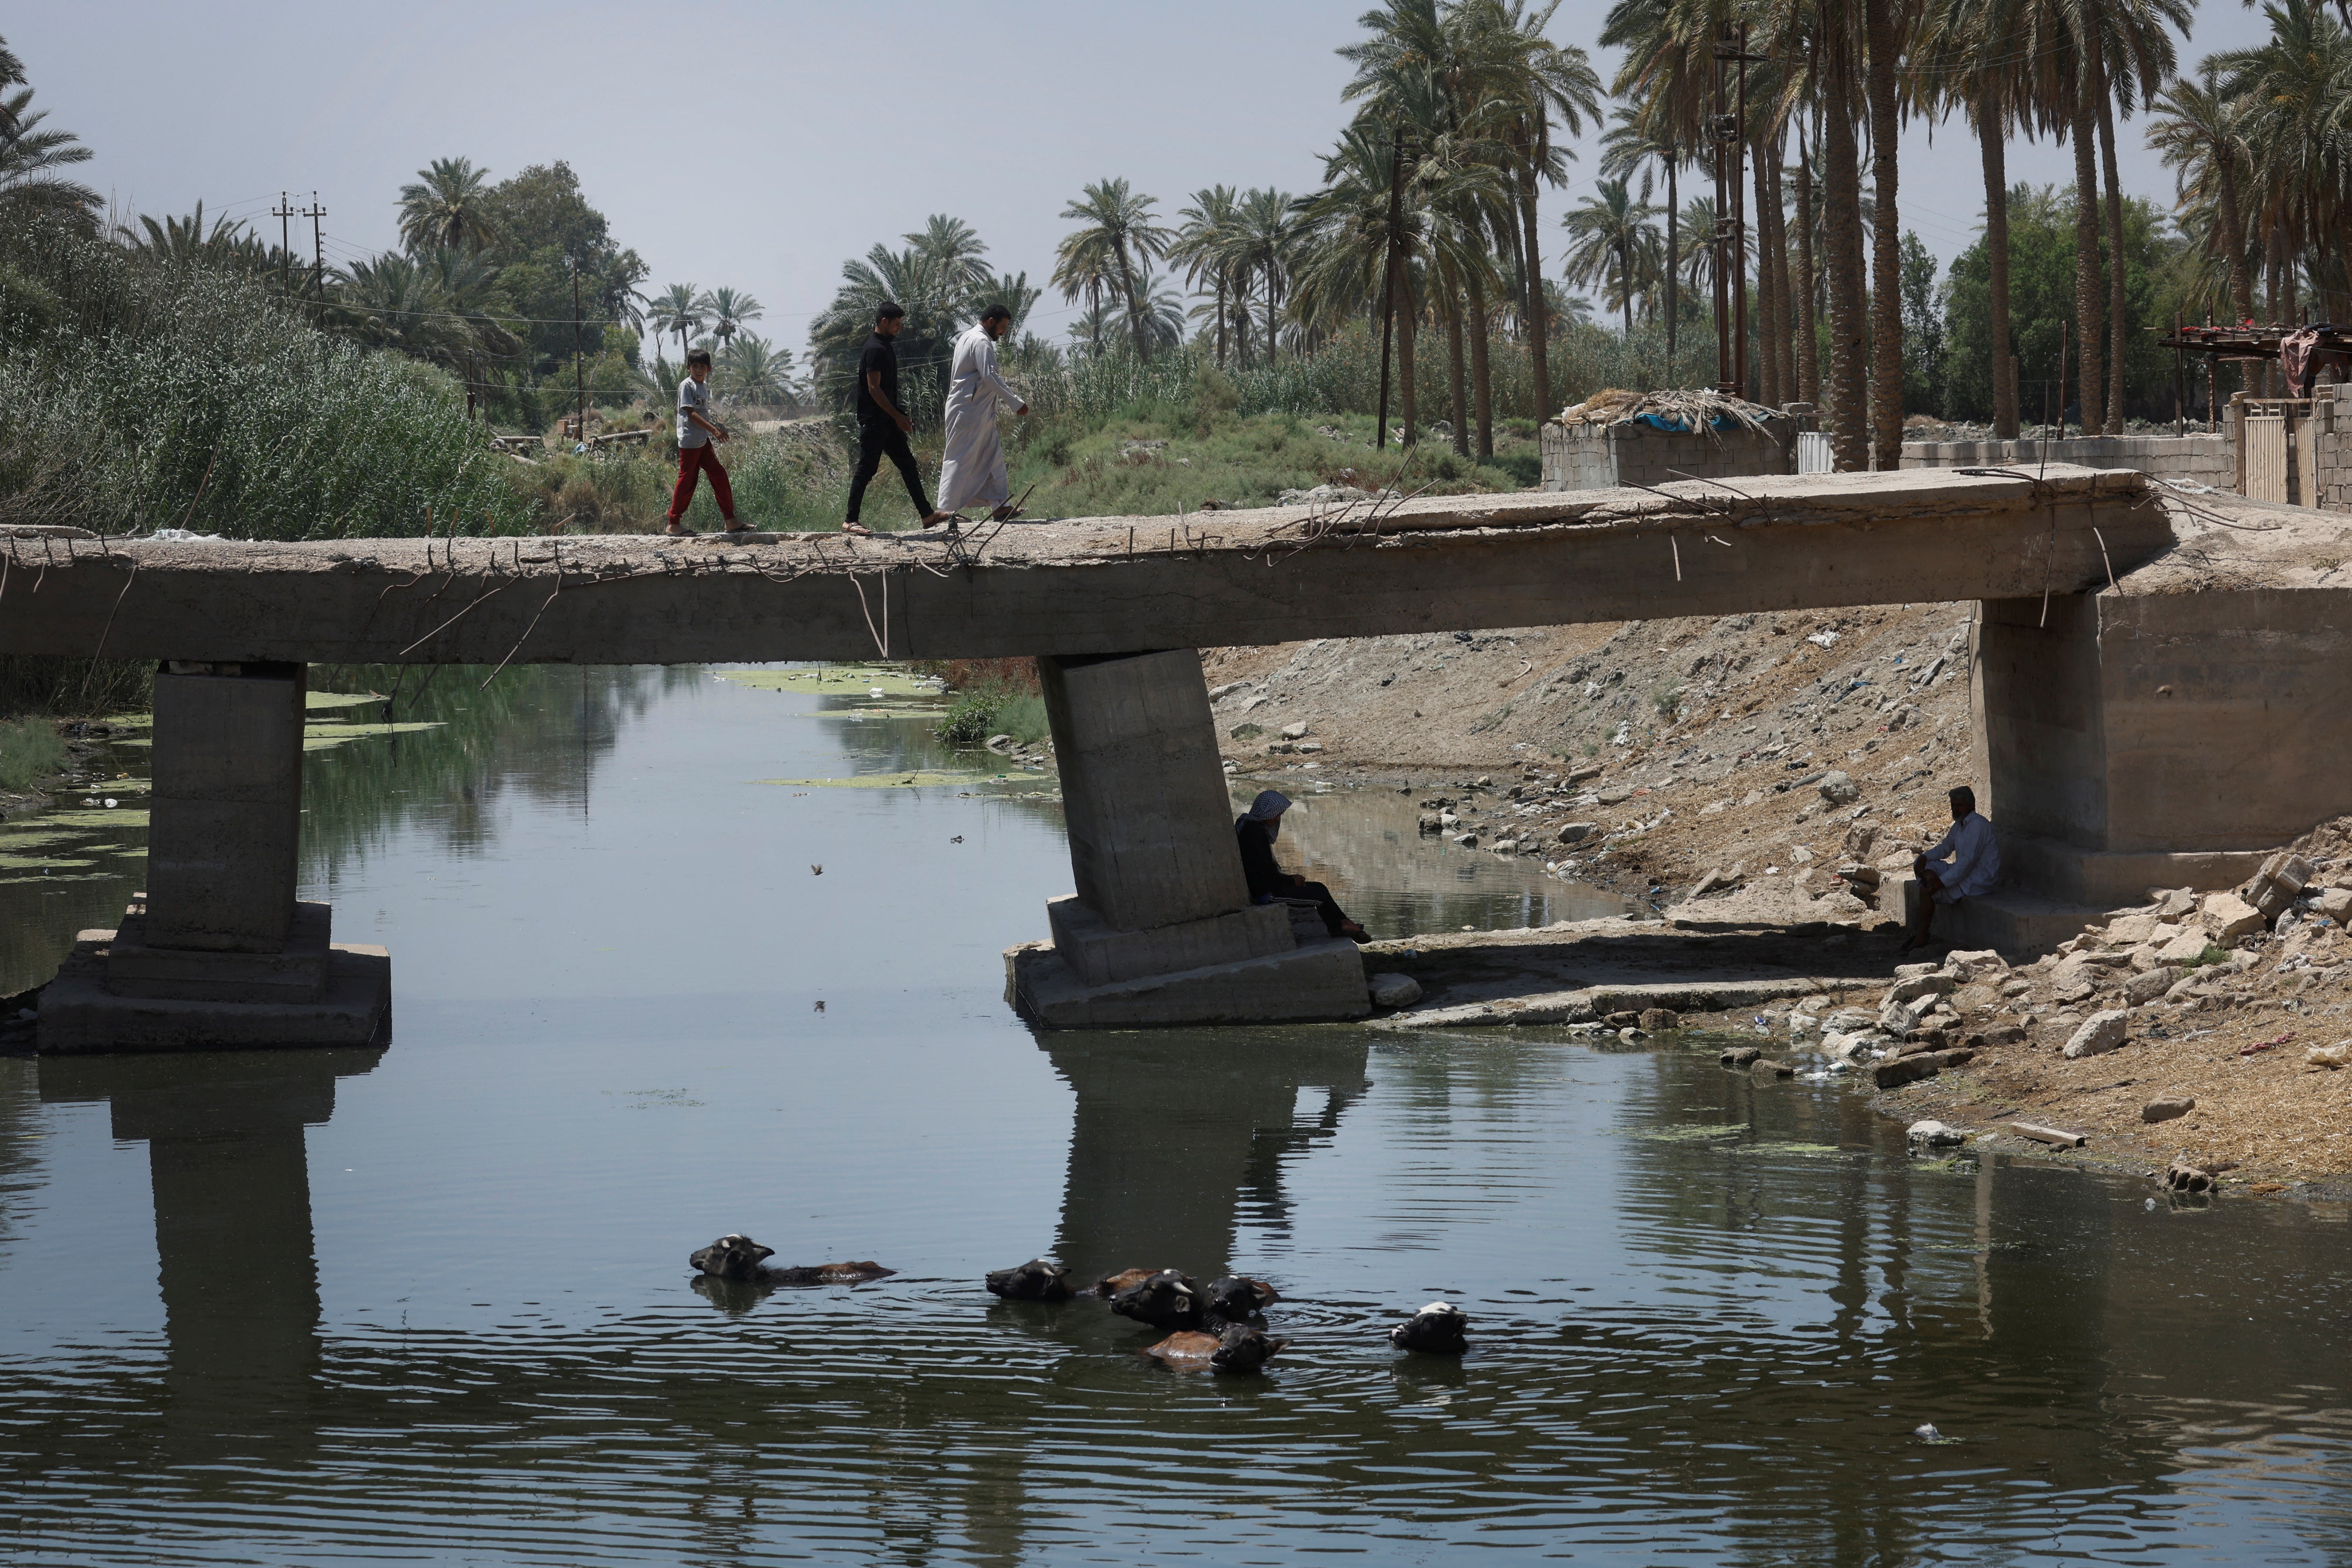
[17,1039,2352,1561]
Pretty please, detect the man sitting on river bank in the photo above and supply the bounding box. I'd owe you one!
[1904,786,2001,953]
[1235,790,1371,946]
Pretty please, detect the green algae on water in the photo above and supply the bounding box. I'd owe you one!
[718,667,943,698]
[40,809,149,828]
[756,771,1025,790]
[302,722,444,751]
[0,852,97,871]
[306,691,388,712]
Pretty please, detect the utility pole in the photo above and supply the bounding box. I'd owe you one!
[1375,125,1408,451]
[272,192,292,302]
[573,267,587,446]
[299,192,326,319]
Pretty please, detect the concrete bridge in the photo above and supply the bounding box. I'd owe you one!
[9,465,2342,1046]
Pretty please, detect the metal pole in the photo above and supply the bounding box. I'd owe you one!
[1375,127,1406,451]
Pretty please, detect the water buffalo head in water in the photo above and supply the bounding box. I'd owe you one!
[1109,1269,1205,1331]
[1204,1276,1280,1321]
[1209,1324,1291,1375]
[1389,1300,1469,1355]
[986,1257,1074,1301]
[690,1234,776,1281]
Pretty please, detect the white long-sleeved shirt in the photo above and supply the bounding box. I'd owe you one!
[1923,811,2001,899]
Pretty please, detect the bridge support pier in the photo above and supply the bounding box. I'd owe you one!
[37,661,392,1054]
[1890,585,2352,954]
[1006,649,1368,1028]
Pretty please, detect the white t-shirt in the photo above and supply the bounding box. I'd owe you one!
[677,376,712,449]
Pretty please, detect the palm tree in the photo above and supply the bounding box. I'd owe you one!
[2213,1,2352,338]
[1235,186,1308,365]
[397,157,499,254]
[1600,104,1684,371]
[1927,0,2038,437]
[1865,0,1916,468]
[718,334,797,405]
[2149,65,2256,331]
[117,203,274,273]
[650,283,708,360]
[1172,185,1247,365]
[1295,122,1429,439]
[905,214,995,297]
[1487,0,1603,420]
[0,87,97,229]
[2089,0,2188,429]
[1054,178,1174,362]
[808,244,965,415]
[1561,179,1660,336]
[983,271,1042,334]
[704,286,763,349]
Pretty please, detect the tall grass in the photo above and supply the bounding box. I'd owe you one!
[0,716,67,792]
[0,221,531,539]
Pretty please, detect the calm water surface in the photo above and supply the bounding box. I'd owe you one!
[3,667,2350,1565]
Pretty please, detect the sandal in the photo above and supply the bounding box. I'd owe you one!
[841,521,874,537]
[722,520,755,534]
[662,523,696,536]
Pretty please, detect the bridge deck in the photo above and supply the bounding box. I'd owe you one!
[0,465,2169,664]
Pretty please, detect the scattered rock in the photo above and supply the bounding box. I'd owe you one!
[2123,966,2180,1006]
[1875,1050,1961,1088]
[1417,812,1443,834]
[2155,929,2213,965]
[2062,1009,2132,1059]
[2240,851,2315,923]
[984,734,1017,754]
[2201,892,2266,943]
[1280,721,1310,741]
[2141,1095,2195,1124]
[2164,1158,2215,1193]
[1750,1058,1796,1077]
[2010,1121,2088,1148]
[2313,887,2352,929]
[1367,973,1423,1008]
[1817,770,1860,804]
[1639,1007,1680,1034]
[1885,973,1958,1005]
[1907,1119,1967,1149]
[2307,1042,2352,1068]
[1720,1044,1763,1067]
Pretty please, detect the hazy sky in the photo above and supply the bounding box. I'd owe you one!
[15,2,2274,351]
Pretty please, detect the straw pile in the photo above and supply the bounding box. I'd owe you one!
[1552,387,1781,434]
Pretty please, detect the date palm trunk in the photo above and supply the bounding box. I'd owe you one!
[1468,268,1494,458]
[2098,71,2129,433]
[1665,155,1680,376]
[2070,40,2105,434]
[1518,156,1552,419]
[1446,283,1470,457]
[1794,121,1819,405]
[1823,43,1870,469]
[1752,134,1781,407]
[1866,0,1904,468]
[1980,83,2019,437]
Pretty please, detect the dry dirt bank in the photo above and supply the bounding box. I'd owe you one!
[1206,599,1979,908]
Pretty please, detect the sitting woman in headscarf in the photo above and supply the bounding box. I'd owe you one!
[1234,790,1371,945]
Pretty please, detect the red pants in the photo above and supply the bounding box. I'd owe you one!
[667,443,735,522]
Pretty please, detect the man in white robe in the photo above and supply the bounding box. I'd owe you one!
[935,304,1028,520]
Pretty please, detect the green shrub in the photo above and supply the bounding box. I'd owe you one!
[1230,723,1265,741]
[938,689,1007,746]
[0,716,66,792]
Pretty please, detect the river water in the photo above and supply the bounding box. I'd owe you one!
[3,667,2350,1565]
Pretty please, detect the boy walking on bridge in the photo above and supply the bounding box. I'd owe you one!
[666,349,745,536]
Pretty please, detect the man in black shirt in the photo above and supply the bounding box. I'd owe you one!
[844,302,952,535]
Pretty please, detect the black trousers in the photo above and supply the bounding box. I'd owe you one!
[847,419,931,521]
[1286,879,1355,936]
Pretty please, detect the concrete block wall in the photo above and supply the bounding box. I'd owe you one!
[2306,389,2352,511]
[1900,434,2233,487]
[1541,416,1795,492]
